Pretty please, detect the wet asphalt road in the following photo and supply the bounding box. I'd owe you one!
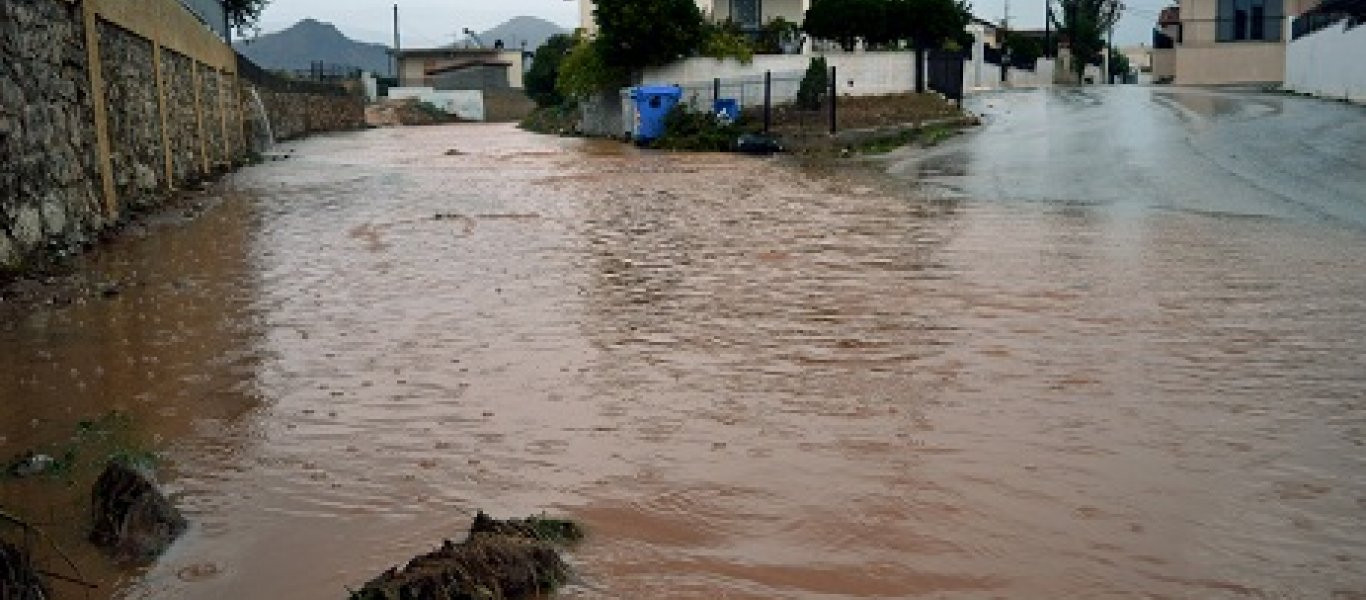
[894,85,1366,228]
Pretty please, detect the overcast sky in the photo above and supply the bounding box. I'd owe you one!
[251,0,1166,49]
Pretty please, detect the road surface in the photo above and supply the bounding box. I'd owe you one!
[1,85,1363,599]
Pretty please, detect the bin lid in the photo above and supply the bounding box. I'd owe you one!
[632,85,683,99]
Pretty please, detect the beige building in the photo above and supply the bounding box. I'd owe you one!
[395,48,526,90]
[1151,0,1315,84]
[580,0,812,33]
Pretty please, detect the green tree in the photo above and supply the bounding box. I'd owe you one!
[593,0,706,70]
[223,0,269,36]
[556,37,628,99]
[526,34,576,107]
[1004,33,1043,69]
[1108,46,1131,80]
[889,0,972,92]
[804,0,887,51]
[806,0,970,91]
[796,56,830,109]
[1050,0,1122,83]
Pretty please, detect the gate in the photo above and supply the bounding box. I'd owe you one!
[926,50,966,102]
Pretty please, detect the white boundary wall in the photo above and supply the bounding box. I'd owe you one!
[1286,20,1366,104]
[640,52,919,98]
[387,87,486,121]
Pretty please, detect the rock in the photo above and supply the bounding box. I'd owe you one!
[0,539,47,600]
[349,512,580,600]
[89,459,186,562]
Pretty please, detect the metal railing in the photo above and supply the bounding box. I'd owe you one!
[237,55,358,97]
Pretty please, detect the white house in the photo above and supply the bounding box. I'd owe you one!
[580,0,813,34]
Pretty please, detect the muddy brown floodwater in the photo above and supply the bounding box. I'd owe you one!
[3,98,1366,599]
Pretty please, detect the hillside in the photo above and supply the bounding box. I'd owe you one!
[464,16,568,51]
[234,19,390,74]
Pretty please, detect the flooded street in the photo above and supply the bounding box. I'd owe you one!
[3,86,1366,598]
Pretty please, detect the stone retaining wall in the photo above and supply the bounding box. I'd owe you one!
[0,0,105,266]
[0,0,366,273]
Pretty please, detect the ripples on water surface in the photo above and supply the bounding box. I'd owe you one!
[2,98,1365,599]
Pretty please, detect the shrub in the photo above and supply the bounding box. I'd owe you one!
[796,56,829,110]
[700,20,755,63]
[556,38,628,100]
[652,104,750,152]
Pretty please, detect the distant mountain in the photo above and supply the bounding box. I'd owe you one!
[235,19,391,75]
[462,16,568,52]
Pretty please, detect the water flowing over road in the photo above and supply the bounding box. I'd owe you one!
[2,86,1364,599]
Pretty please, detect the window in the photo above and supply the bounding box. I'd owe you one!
[1217,0,1283,41]
[732,0,762,30]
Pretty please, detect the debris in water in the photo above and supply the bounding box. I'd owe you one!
[89,459,186,562]
[348,511,582,600]
[736,133,784,155]
[7,453,57,478]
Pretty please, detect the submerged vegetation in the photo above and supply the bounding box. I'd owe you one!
[349,512,585,600]
[2,411,154,484]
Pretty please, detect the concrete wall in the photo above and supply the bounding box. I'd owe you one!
[398,50,525,90]
[1153,48,1177,81]
[0,0,364,272]
[1286,20,1366,103]
[642,52,919,97]
[1174,42,1287,84]
[388,87,486,121]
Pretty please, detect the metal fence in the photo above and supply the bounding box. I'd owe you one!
[289,62,366,83]
[237,54,357,97]
[621,69,841,139]
[178,0,230,41]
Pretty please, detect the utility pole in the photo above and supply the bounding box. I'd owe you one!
[1044,0,1051,58]
[1002,0,1011,84]
[1106,23,1114,83]
[392,4,401,80]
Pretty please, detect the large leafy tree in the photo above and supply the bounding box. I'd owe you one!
[593,0,706,70]
[804,0,892,52]
[1050,0,1122,83]
[891,0,971,92]
[224,0,269,36]
[526,34,576,107]
[805,0,970,91]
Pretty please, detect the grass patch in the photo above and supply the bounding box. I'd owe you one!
[519,104,580,136]
[851,121,966,155]
[3,411,155,484]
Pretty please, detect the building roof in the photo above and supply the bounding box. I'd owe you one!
[396,48,512,59]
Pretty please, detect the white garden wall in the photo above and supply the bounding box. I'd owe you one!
[1286,20,1366,104]
[640,52,920,99]
[387,87,486,121]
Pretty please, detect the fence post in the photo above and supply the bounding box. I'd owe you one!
[828,66,837,135]
[763,70,772,134]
